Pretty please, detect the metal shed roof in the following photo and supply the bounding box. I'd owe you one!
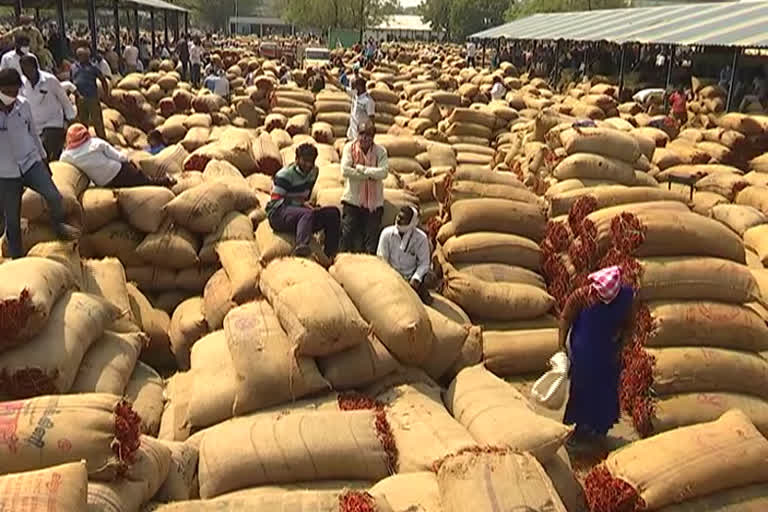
[0,0,189,12]
[471,2,768,47]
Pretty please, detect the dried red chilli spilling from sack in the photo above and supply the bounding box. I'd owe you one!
[0,367,58,399]
[339,491,378,512]
[0,289,33,344]
[113,400,142,466]
[542,220,572,254]
[431,445,513,473]
[584,465,644,512]
[338,393,399,474]
[618,304,657,437]
[611,213,646,254]
[426,217,443,248]
[568,195,598,236]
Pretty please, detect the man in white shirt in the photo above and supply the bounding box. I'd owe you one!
[19,55,75,161]
[466,40,477,67]
[189,37,203,86]
[203,68,230,99]
[122,40,139,73]
[347,77,375,140]
[0,34,31,74]
[377,205,432,303]
[490,75,506,101]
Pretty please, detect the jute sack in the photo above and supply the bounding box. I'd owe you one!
[26,240,84,289]
[202,159,246,183]
[586,410,768,512]
[656,164,742,183]
[224,301,330,415]
[450,198,546,241]
[645,300,768,352]
[260,258,368,357]
[125,283,173,369]
[198,409,391,498]
[657,484,768,512]
[330,254,433,365]
[652,392,768,436]
[437,449,567,512]
[648,346,768,399]
[736,185,768,215]
[125,266,176,292]
[163,182,236,233]
[422,306,481,381]
[561,126,641,163]
[548,185,682,218]
[428,142,457,168]
[126,361,165,436]
[443,269,554,321]
[203,269,236,330]
[711,204,767,236]
[0,462,88,510]
[176,266,218,294]
[484,327,559,376]
[0,393,141,478]
[171,171,205,194]
[184,130,258,175]
[718,113,764,135]
[0,291,116,397]
[216,240,261,303]
[169,297,208,371]
[181,126,212,152]
[377,382,477,473]
[370,472,441,512]
[149,490,379,511]
[252,131,283,176]
[70,330,146,395]
[81,221,146,266]
[446,108,496,129]
[117,186,176,233]
[255,220,295,264]
[199,211,254,264]
[0,257,75,347]
[82,187,120,232]
[317,333,400,391]
[638,257,759,304]
[88,435,172,512]
[154,440,200,502]
[453,167,525,187]
[427,293,465,327]
[453,262,546,288]
[554,153,636,184]
[446,365,572,461]
[135,219,200,269]
[448,180,541,205]
[185,331,236,429]
[140,145,189,177]
[744,224,768,265]
[374,135,424,158]
[442,233,541,271]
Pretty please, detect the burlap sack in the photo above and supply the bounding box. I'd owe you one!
[590,410,768,511]
[711,204,767,236]
[422,306,480,381]
[652,393,768,436]
[554,153,636,184]
[370,472,441,512]
[216,240,261,303]
[82,187,120,232]
[443,268,554,321]
[744,224,768,265]
[442,232,541,270]
[198,212,254,264]
[0,462,88,510]
[0,393,141,478]
[176,266,217,294]
[185,331,237,429]
[81,221,146,266]
[736,185,768,216]
[0,257,75,347]
[548,185,682,217]
[560,126,641,163]
[164,182,236,233]
[27,240,84,289]
[330,254,433,365]
[638,257,759,304]
[126,361,165,436]
[446,365,573,461]
[224,301,330,415]
[317,333,400,391]
[125,266,176,293]
[483,327,559,376]
[154,440,200,502]
[70,330,146,395]
[202,269,236,330]
[450,198,545,241]
[169,297,208,371]
[140,145,189,177]
[117,186,176,233]
[171,171,205,194]
[437,449,567,512]
[136,219,201,269]
[181,126,212,152]
[125,283,173,369]
[198,409,390,498]
[376,382,477,473]
[260,258,368,357]
[453,262,546,288]
[252,131,283,176]
[644,300,768,352]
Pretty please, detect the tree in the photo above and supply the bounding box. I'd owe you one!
[420,0,511,41]
[274,0,398,30]
[506,0,627,21]
[176,0,267,31]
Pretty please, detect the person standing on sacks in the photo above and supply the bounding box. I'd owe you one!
[340,119,388,254]
[346,76,375,140]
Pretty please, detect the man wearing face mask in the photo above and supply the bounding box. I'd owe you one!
[340,119,388,254]
[0,35,31,74]
[377,205,433,304]
[0,68,80,259]
[267,143,341,259]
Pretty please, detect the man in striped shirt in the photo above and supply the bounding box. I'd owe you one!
[266,143,341,258]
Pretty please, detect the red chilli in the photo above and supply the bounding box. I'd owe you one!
[0,288,33,345]
[112,400,142,467]
[339,491,378,512]
[584,465,645,512]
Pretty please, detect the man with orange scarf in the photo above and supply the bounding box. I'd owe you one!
[339,119,388,254]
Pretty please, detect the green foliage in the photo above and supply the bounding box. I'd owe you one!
[176,0,268,30]
[274,0,398,30]
[505,0,627,21]
[420,0,511,41]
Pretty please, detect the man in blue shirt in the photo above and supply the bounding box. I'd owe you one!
[70,46,109,138]
[0,69,79,258]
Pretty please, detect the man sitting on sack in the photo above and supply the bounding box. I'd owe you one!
[377,205,433,304]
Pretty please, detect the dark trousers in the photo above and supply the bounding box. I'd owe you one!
[0,161,66,258]
[191,63,201,86]
[340,203,383,254]
[106,161,168,188]
[41,127,66,162]
[76,96,106,139]
[269,205,341,257]
[180,59,189,81]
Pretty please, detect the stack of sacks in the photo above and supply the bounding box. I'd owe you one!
[584,410,768,512]
[559,82,618,120]
[688,79,727,122]
[439,107,496,155]
[676,126,748,168]
[280,136,340,170]
[184,127,283,176]
[271,85,314,119]
[314,90,352,141]
[369,83,401,135]
[656,163,744,214]
[11,161,87,255]
[375,134,427,176]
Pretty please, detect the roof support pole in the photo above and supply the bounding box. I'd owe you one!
[725,47,740,112]
[185,12,189,39]
[134,7,140,44]
[87,0,98,54]
[618,43,626,98]
[164,10,169,47]
[150,9,156,57]
[56,0,66,38]
[663,44,674,110]
[113,0,121,58]
[481,39,486,68]
[552,39,561,88]
[174,12,180,42]
[529,40,537,74]
[496,37,502,68]
[34,7,39,25]
[14,0,21,26]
